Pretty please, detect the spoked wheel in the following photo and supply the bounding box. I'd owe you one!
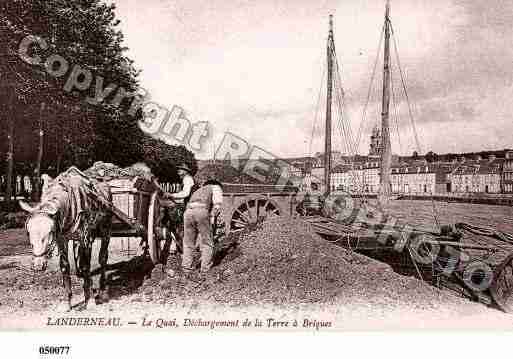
[147,191,166,265]
[490,253,513,313]
[229,197,280,233]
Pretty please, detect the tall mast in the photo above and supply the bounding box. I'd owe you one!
[379,0,392,197]
[324,14,334,194]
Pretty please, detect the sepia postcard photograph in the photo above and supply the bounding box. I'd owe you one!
[1,1,513,348]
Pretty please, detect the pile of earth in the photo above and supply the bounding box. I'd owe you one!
[137,217,474,313]
[83,161,154,181]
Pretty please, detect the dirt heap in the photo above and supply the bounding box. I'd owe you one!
[141,218,473,313]
[83,161,154,181]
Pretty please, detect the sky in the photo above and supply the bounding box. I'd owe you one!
[111,0,513,159]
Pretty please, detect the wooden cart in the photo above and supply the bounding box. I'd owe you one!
[85,176,167,265]
[214,182,299,236]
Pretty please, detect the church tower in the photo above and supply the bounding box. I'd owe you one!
[369,125,383,156]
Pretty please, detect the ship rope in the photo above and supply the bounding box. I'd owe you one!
[390,22,442,230]
[390,23,422,154]
[332,50,357,155]
[331,47,367,194]
[306,14,445,231]
[456,223,513,249]
[308,62,326,157]
[389,57,403,153]
[355,23,385,152]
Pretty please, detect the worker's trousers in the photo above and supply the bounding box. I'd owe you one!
[182,206,214,272]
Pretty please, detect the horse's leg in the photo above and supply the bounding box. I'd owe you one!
[57,237,72,311]
[98,226,111,304]
[78,240,92,309]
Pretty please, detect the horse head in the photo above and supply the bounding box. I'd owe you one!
[19,200,59,272]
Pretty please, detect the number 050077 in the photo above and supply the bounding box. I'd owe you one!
[39,346,70,355]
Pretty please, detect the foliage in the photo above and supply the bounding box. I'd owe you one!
[0,0,140,169]
[0,1,197,183]
[425,151,438,163]
[141,137,197,183]
[196,160,295,186]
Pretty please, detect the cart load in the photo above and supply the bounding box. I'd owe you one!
[84,161,154,181]
[86,162,174,264]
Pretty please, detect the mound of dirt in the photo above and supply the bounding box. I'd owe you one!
[83,161,154,181]
[142,218,473,312]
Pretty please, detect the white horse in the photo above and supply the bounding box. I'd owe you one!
[20,168,112,311]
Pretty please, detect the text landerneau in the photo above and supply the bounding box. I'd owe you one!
[46,316,121,327]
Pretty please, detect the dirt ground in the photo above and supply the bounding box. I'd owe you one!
[1,217,512,330]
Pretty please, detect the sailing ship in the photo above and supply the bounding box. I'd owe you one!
[308,1,513,313]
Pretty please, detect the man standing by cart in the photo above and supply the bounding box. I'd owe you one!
[182,179,223,274]
[169,163,195,204]
[164,163,195,254]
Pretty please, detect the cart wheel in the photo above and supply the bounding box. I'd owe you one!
[229,197,280,233]
[147,191,161,264]
[490,253,513,313]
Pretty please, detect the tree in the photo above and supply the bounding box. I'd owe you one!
[5,112,14,201]
[1,1,143,189]
[425,151,438,163]
[140,137,198,183]
[1,1,199,197]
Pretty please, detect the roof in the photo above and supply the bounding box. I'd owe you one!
[390,162,454,174]
[331,164,352,173]
[451,159,503,176]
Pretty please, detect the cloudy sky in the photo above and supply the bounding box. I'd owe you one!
[112,0,513,159]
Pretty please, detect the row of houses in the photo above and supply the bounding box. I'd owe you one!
[195,149,513,195]
[291,150,513,195]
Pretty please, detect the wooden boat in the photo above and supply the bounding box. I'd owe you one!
[304,1,513,313]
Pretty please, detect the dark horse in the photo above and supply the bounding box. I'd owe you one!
[19,168,112,311]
